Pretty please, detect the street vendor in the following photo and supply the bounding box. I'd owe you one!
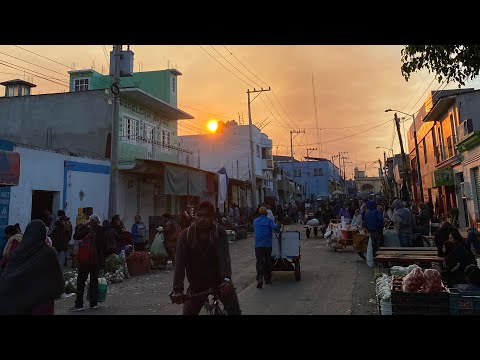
[351,209,363,227]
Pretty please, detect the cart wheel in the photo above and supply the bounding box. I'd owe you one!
[294,259,301,281]
[357,251,366,260]
[306,228,311,238]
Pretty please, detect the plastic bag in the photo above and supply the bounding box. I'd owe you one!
[150,233,168,257]
[383,229,400,247]
[366,237,375,267]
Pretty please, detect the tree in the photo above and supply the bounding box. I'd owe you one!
[401,45,480,86]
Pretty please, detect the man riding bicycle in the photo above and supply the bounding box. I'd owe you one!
[171,200,242,315]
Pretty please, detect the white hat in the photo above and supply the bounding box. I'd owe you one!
[156,226,164,232]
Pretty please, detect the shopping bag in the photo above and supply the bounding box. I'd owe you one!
[87,275,108,303]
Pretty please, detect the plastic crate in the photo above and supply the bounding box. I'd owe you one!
[449,288,480,315]
[391,277,450,315]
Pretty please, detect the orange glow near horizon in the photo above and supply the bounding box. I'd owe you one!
[207,120,218,133]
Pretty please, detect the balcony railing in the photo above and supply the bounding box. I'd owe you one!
[458,118,474,141]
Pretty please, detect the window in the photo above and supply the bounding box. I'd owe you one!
[122,116,139,141]
[74,78,89,92]
[162,130,171,149]
[314,168,323,176]
[256,144,260,157]
[172,76,176,94]
[6,87,13,97]
[262,147,272,159]
[294,169,301,177]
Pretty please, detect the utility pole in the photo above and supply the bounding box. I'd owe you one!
[411,113,424,202]
[394,113,411,202]
[306,147,317,199]
[290,129,305,179]
[247,87,270,210]
[108,45,121,219]
[312,74,322,157]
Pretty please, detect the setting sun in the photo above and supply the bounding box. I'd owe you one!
[207,120,218,133]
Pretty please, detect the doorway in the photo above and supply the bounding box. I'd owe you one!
[31,190,56,223]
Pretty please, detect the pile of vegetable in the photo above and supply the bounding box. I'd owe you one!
[393,267,446,293]
[105,269,125,284]
[375,274,392,301]
[390,264,420,277]
[126,251,151,276]
[64,270,78,294]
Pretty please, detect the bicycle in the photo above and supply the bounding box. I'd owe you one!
[169,285,227,315]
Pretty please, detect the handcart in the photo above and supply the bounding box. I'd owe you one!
[324,219,368,259]
[271,229,301,281]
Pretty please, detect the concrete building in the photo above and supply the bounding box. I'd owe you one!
[354,167,383,194]
[274,157,341,201]
[0,68,218,239]
[0,139,110,253]
[180,121,274,207]
[408,88,480,227]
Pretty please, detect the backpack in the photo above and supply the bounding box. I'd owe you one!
[76,231,98,265]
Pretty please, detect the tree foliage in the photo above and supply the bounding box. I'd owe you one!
[401,45,480,86]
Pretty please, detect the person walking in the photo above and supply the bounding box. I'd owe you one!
[131,215,147,251]
[253,207,281,288]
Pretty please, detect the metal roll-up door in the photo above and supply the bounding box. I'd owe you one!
[140,182,155,231]
[154,184,168,216]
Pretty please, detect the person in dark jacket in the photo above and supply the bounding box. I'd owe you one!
[50,215,70,270]
[434,221,455,256]
[417,203,430,236]
[323,204,334,225]
[466,227,480,255]
[103,220,119,256]
[0,219,64,315]
[70,214,106,311]
[171,200,241,315]
[455,264,480,291]
[442,230,476,287]
[392,199,416,247]
[253,207,280,288]
[364,200,384,258]
[131,215,147,251]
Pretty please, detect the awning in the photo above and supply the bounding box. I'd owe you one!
[422,96,456,122]
[121,88,194,120]
[0,151,20,185]
[164,164,206,197]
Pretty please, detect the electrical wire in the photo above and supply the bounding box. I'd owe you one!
[210,46,262,88]
[198,45,251,87]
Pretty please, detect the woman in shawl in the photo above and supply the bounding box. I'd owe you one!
[0,219,64,315]
[0,224,23,270]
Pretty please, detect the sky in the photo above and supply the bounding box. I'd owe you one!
[0,45,476,178]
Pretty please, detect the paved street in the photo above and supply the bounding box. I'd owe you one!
[55,223,377,315]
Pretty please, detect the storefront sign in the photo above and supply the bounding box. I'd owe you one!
[434,168,454,187]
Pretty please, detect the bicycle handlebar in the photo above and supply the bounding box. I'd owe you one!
[169,283,227,304]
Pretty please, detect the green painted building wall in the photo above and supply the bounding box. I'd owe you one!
[118,96,178,165]
[69,69,175,105]
[68,69,184,166]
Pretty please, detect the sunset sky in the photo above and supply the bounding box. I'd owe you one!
[1,45,477,178]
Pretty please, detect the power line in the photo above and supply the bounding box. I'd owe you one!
[14,45,73,70]
[198,45,251,87]
[101,45,109,69]
[209,46,261,88]
[223,45,270,88]
[0,50,70,79]
[275,119,392,147]
[177,103,234,119]
[0,61,68,88]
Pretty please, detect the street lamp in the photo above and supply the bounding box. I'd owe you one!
[385,108,424,203]
[376,146,394,158]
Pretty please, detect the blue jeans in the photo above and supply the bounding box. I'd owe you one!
[398,232,412,247]
[57,250,66,271]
